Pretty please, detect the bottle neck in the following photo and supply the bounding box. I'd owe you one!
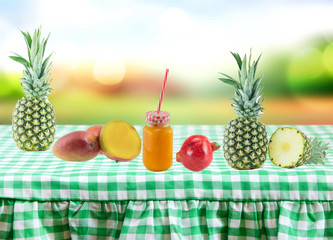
[146,122,170,127]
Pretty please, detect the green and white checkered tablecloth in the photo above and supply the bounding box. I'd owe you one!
[0,125,332,239]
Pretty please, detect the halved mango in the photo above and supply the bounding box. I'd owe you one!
[100,120,141,162]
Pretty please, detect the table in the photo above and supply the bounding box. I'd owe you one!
[0,125,332,239]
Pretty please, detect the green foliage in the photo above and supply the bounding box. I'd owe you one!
[9,27,53,98]
[0,73,24,99]
[307,137,329,165]
[218,51,264,119]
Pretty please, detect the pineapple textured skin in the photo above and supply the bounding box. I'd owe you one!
[9,28,56,151]
[12,97,56,151]
[223,117,268,170]
[294,131,311,167]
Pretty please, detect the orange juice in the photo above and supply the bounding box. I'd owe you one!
[143,111,173,171]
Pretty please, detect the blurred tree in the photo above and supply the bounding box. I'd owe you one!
[0,73,23,99]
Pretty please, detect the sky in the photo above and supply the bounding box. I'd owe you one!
[1,0,333,92]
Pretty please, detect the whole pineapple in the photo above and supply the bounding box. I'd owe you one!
[218,51,267,170]
[10,28,56,151]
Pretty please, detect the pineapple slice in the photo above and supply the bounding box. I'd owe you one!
[269,127,328,168]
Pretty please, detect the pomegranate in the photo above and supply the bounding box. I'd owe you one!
[176,135,220,171]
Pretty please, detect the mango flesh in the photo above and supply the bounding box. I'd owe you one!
[52,131,100,161]
[99,120,141,162]
[87,125,104,154]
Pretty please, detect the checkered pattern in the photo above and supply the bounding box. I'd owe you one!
[0,125,332,239]
[146,111,170,124]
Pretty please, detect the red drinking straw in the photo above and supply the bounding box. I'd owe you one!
[157,68,169,113]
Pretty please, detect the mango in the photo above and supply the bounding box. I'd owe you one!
[52,131,100,161]
[87,125,103,140]
[100,120,141,162]
[87,125,104,154]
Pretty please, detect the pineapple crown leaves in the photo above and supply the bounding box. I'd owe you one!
[307,137,329,165]
[9,27,53,98]
[218,50,264,119]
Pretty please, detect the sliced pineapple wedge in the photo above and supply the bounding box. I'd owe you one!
[268,127,311,168]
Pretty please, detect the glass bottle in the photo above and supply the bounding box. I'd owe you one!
[143,111,173,172]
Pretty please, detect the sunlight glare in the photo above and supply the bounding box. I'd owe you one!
[93,57,126,86]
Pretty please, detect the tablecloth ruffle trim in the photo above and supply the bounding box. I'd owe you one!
[0,199,332,239]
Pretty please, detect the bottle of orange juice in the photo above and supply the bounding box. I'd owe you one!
[143,111,173,172]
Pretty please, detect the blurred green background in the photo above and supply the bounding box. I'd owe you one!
[1,0,332,125]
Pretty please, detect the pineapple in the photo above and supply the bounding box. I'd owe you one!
[269,127,328,168]
[9,28,56,151]
[218,51,268,170]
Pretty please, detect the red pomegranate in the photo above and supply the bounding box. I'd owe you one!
[176,135,220,171]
